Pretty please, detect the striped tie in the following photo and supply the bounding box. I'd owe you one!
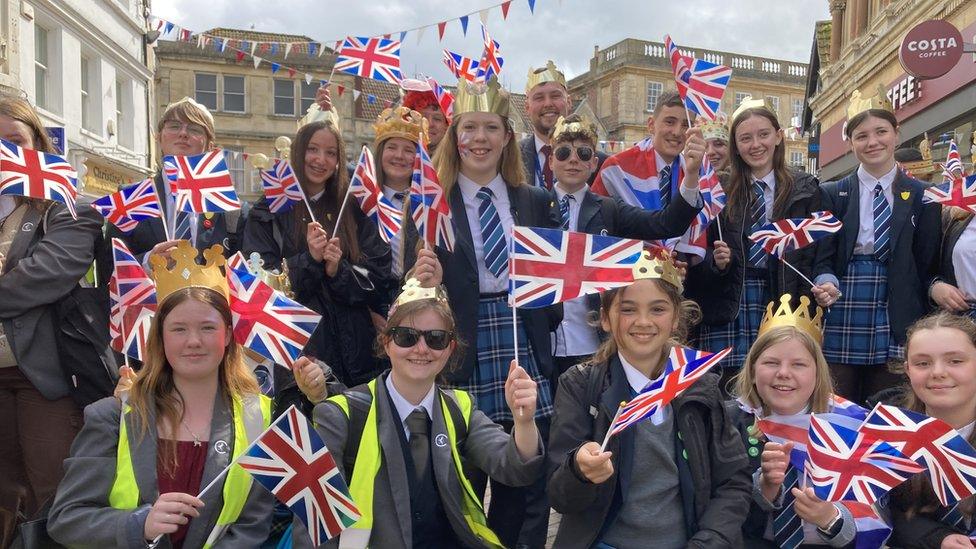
[173,210,192,241]
[747,180,768,268]
[873,183,891,263]
[941,501,969,531]
[659,165,672,207]
[560,195,573,230]
[477,187,508,278]
[773,466,804,549]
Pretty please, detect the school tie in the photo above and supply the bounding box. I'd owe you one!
[391,192,406,277]
[173,206,192,241]
[477,187,508,278]
[873,183,891,263]
[658,165,672,207]
[540,144,554,190]
[405,408,430,479]
[559,195,574,230]
[748,180,768,268]
[773,466,804,549]
[941,501,969,531]
[253,364,274,398]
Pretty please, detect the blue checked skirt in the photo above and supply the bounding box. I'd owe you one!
[446,295,554,423]
[696,273,769,371]
[822,255,903,365]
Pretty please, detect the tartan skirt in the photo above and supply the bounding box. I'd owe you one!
[447,295,554,423]
[822,255,903,365]
[696,273,769,371]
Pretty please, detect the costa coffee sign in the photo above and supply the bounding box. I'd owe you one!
[900,20,963,79]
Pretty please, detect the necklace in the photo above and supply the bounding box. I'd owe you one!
[181,417,204,447]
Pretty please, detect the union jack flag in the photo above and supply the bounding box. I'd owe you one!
[944,140,964,181]
[261,159,304,214]
[748,210,843,258]
[688,158,725,243]
[426,77,454,123]
[806,414,924,505]
[756,395,868,469]
[349,146,402,243]
[443,50,482,82]
[664,35,693,100]
[509,227,643,308]
[609,346,731,437]
[334,36,402,83]
[238,405,360,545]
[109,238,156,360]
[164,150,241,213]
[664,35,731,121]
[923,174,976,214]
[227,259,321,369]
[476,24,503,82]
[410,142,454,251]
[92,178,163,232]
[0,138,78,218]
[860,404,976,506]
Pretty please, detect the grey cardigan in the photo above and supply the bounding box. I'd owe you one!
[48,393,272,548]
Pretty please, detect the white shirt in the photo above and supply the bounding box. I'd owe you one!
[385,374,437,439]
[534,135,549,185]
[853,164,897,254]
[953,218,976,300]
[457,173,515,293]
[752,169,777,223]
[618,352,669,425]
[383,186,409,277]
[552,184,601,357]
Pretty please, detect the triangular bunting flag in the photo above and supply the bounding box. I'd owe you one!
[400,31,407,42]
[284,43,292,58]
[308,42,318,57]
[502,0,512,18]
[337,86,345,97]
[253,56,262,69]
[271,62,280,73]
[305,73,313,85]
[367,95,376,104]
[353,90,362,101]
[479,9,490,24]
[460,15,469,35]
[437,21,447,41]
[416,26,427,44]
[287,68,296,78]
[236,50,246,62]
[250,41,258,56]
[527,0,536,13]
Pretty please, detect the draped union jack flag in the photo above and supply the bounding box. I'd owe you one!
[261,159,304,214]
[227,261,321,369]
[443,50,482,82]
[0,138,78,218]
[923,174,976,214]
[410,142,454,251]
[348,146,401,243]
[609,346,731,437]
[806,415,924,505]
[509,227,643,308]
[92,178,162,232]
[860,404,976,506]
[164,150,241,213]
[109,238,157,360]
[238,405,360,545]
[748,210,843,258]
[334,37,402,83]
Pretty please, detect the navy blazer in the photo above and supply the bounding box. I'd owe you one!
[519,135,607,188]
[812,170,941,344]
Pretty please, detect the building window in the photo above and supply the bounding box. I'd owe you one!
[300,81,317,116]
[274,79,295,116]
[734,92,750,108]
[224,146,249,191]
[766,96,780,118]
[792,98,804,121]
[116,79,134,149]
[790,151,805,166]
[223,75,245,113]
[645,81,663,112]
[80,55,99,133]
[194,73,217,111]
[34,25,49,110]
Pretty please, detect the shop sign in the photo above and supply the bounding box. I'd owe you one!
[899,20,963,79]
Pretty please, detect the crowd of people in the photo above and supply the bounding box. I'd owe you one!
[1,56,974,549]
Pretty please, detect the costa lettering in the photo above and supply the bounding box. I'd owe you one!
[906,37,958,55]
[899,20,963,79]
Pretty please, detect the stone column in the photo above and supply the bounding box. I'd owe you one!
[830,0,846,61]
[855,0,869,37]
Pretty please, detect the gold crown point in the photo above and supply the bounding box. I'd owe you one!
[526,60,567,93]
[373,106,429,146]
[732,96,778,125]
[631,250,683,292]
[846,85,895,121]
[758,293,824,345]
[151,241,229,304]
[391,277,449,313]
[696,111,730,142]
[552,115,599,143]
[454,76,511,119]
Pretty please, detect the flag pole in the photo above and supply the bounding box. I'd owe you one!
[780,256,817,290]
[715,216,724,242]
[600,403,625,452]
[331,183,354,240]
[509,226,523,418]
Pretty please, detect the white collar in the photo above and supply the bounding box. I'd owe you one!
[554,183,587,202]
[458,172,507,201]
[618,352,655,394]
[385,373,437,425]
[958,420,975,438]
[655,150,675,173]
[534,134,549,154]
[857,164,898,189]
[309,189,325,201]
[753,169,776,190]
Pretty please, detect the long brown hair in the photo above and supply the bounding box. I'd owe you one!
[289,121,360,262]
[432,112,526,195]
[0,94,55,153]
[725,108,794,223]
[127,287,259,474]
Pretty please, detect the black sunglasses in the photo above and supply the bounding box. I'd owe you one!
[389,327,454,350]
[553,145,594,162]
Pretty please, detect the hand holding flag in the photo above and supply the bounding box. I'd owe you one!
[748,211,842,289]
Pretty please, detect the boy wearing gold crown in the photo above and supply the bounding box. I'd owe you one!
[811,91,940,403]
[299,279,543,549]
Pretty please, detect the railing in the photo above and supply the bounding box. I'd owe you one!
[601,39,806,79]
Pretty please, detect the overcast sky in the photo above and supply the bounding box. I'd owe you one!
[152,0,830,91]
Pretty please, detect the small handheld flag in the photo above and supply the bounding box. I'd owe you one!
[923,174,976,214]
[261,159,304,214]
[348,146,402,243]
[109,238,157,360]
[0,138,79,218]
[748,211,843,257]
[410,142,454,251]
[164,150,241,213]
[92,178,163,233]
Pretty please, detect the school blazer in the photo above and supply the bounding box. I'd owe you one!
[812,171,941,344]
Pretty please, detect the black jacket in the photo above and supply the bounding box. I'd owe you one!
[242,197,394,386]
[812,171,941,345]
[519,135,607,188]
[685,170,821,326]
[547,355,751,548]
[934,209,974,289]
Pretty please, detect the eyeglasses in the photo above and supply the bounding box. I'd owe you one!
[553,145,594,162]
[161,120,208,138]
[389,327,454,351]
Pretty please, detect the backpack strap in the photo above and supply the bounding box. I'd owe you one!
[579,361,609,420]
[223,208,243,236]
[341,386,373,478]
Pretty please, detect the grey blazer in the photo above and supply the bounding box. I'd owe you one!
[48,393,272,548]
[0,200,101,399]
[293,375,544,548]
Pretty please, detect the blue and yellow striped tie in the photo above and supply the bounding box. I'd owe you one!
[477,187,508,278]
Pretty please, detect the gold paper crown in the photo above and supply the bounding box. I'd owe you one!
[244,252,294,299]
[526,60,567,93]
[631,250,683,292]
[373,106,429,146]
[846,86,894,121]
[551,115,598,143]
[696,111,730,142]
[298,103,341,132]
[391,278,449,311]
[757,294,824,345]
[454,76,511,118]
[150,241,229,303]
[732,96,778,125]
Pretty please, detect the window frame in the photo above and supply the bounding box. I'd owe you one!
[645,81,664,113]
[222,74,246,114]
[273,79,296,116]
[194,72,218,111]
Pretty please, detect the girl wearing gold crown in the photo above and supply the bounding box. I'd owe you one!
[243,117,394,388]
[548,254,751,549]
[811,101,940,403]
[48,269,274,547]
[886,312,976,547]
[687,99,821,390]
[295,279,542,548]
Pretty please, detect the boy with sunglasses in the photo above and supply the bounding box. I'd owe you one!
[548,114,704,377]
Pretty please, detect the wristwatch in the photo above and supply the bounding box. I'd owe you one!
[817,510,844,538]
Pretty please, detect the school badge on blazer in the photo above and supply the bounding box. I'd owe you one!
[901,191,911,201]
